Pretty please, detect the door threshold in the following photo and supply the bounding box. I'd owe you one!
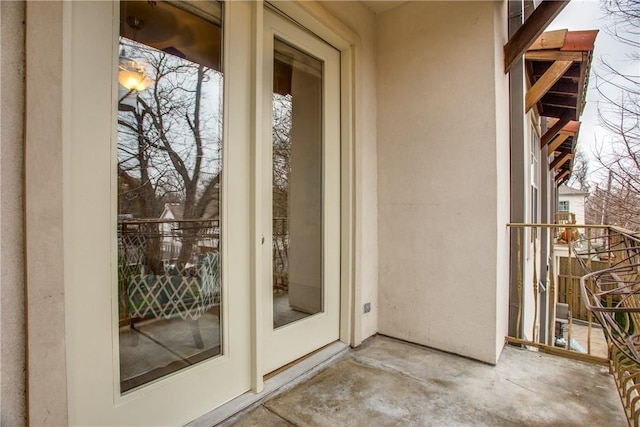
[185,341,349,426]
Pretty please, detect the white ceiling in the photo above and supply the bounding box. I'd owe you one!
[361,1,407,14]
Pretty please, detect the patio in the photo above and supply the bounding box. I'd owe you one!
[217,335,624,426]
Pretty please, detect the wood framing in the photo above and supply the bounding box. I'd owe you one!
[529,29,567,50]
[525,60,572,112]
[524,50,584,62]
[548,132,571,153]
[540,114,571,148]
[550,152,573,170]
[503,0,570,73]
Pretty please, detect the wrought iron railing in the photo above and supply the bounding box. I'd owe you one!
[507,223,610,360]
[508,222,640,425]
[579,228,640,426]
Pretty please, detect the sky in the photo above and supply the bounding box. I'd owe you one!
[546,0,639,183]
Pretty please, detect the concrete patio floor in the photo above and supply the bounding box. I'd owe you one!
[220,335,625,427]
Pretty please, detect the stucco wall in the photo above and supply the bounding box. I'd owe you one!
[376,1,509,364]
[0,2,26,425]
[320,1,379,343]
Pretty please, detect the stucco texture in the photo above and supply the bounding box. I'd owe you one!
[1,1,26,425]
[376,1,509,364]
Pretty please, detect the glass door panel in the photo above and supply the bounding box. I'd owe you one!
[263,8,341,374]
[116,0,223,392]
[272,39,324,329]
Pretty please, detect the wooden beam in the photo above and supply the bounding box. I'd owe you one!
[525,50,584,62]
[550,152,573,170]
[556,170,571,182]
[548,132,571,152]
[542,105,580,119]
[543,94,579,109]
[504,1,571,73]
[541,114,572,147]
[525,60,573,112]
[547,80,579,96]
[529,29,568,50]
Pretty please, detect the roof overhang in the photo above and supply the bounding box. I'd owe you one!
[525,29,597,184]
[525,29,597,120]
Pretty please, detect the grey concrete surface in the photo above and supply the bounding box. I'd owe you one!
[222,335,625,427]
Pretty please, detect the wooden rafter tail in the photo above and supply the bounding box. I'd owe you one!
[550,152,573,170]
[556,170,571,183]
[548,132,571,153]
[540,114,572,148]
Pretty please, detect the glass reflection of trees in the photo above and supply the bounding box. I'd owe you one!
[117,38,223,270]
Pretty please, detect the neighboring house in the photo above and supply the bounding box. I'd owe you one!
[558,184,589,225]
[159,203,185,264]
[0,1,595,425]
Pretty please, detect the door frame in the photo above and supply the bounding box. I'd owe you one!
[261,7,341,374]
[249,1,358,393]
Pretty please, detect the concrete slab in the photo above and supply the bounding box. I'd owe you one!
[221,335,625,426]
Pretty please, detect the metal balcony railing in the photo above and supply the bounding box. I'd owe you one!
[578,228,640,426]
[508,223,640,426]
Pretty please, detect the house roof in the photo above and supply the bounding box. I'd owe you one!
[526,29,597,120]
[161,203,184,220]
[558,184,589,196]
[526,29,598,185]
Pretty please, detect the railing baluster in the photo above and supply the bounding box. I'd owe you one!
[533,226,538,342]
[549,224,556,346]
[567,232,573,351]
[517,227,523,339]
[587,227,592,356]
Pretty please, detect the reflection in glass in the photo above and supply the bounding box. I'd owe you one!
[116,1,223,393]
[272,39,324,328]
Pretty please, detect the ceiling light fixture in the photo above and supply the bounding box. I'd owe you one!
[118,57,152,91]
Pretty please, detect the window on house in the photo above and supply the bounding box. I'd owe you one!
[116,0,224,393]
[559,200,570,212]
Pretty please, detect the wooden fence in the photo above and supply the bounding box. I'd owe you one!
[558,257,609,321]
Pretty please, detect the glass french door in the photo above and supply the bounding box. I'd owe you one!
[262,9,341,374]
[66,2,341,424]
[68,2,253,425]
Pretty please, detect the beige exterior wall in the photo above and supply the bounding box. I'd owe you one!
[1,2,26,425]
[24,2,69,425]
[376,1,509,364]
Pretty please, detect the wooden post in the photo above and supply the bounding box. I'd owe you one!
[549,225,557,346]
[567,236,573,349]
